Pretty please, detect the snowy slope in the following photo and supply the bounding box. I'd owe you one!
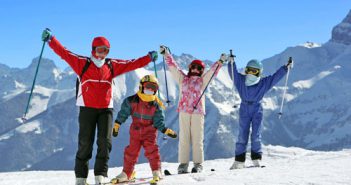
[0,145,350,185]
[1,10,351,173]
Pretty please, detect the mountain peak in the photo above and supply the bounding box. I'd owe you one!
[330,10,351,45]
[28,57,57,71]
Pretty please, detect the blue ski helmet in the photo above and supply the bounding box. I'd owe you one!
[246,59,263,76]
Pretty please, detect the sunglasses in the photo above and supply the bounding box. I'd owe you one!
[190,65,203,71]
[95,46,110,54]
[245,67,260,75]
[143,82,158,91]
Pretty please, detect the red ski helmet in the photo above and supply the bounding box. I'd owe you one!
[190,59,205,68]
[92,36,110,49]
[91,37,110,59]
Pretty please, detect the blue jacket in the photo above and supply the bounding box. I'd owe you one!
[228,63,288,103]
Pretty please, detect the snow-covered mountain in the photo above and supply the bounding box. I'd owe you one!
[0,145,350,185]
[1,10,351,172]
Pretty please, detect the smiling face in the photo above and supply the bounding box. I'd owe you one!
[91,37,110,60]
[189,64,204,76]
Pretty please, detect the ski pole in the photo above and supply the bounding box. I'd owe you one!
[229,49,238,108]
[162,52,171,106]
[278,57,293,119]
[152,60,161,98]
[22,37,48,121]
[193,61,221,110]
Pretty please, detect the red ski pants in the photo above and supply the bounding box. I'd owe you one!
[123,123,161,177]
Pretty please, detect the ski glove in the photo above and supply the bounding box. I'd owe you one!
[162,128,177,138]
[159,45,171,55]
[41,28,52,42]
[219,53,228,64]
[286,57,294,69]
[148,51,158,62]
[112,122,121,137]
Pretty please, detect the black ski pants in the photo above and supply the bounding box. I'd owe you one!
[75,107,113,178]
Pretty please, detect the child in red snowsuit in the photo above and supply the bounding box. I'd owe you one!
[111,75,177,184]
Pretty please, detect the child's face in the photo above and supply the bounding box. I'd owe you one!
[189,64,204,75]
[143,82,158,93]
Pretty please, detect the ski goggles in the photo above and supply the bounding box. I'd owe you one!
[190,64,204,71]
[95,46,110,54]
[143,82,158,91]
[245,67,260,75]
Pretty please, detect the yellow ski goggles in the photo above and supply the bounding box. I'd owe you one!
[245,67,260,76]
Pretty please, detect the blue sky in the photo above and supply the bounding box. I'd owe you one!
[0,1,350,69]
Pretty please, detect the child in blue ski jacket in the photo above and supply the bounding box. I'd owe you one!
[228,57,293,169]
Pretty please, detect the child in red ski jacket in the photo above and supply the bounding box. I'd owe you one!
[111,75,177,184]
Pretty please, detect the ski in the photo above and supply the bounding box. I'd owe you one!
[164,169,189,176]
[110,178,148,185]
[245,165,266,169]
[164,169,215,176]
[149,179,159,185]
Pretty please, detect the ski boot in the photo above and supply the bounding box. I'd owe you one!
[111,171,135,184]
[149,170,162,185]
[177,163,189,174]
[95,175,109,185]
[230,161,245,170]
[191,163,203,173]
[75,178,88,185]
[252,159,261,167]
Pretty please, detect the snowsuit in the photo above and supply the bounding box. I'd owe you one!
[115,94,166,178]
[48,37,152,178]
[228,62,287,161]
[164,54,222,164]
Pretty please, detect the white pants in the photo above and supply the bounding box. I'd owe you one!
[178,112,204,164]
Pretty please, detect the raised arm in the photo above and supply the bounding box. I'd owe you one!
[109,52,154,78]
[160,46,185,84]
[263,65,288,92]
[229,59,246,87]
[202,61,222,86]
[48,36,86,74]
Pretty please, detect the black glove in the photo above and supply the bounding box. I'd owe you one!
[112,122,121,137]
[286,57,294,68]
[162,128,177,138]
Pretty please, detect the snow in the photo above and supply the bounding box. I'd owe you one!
[2,87,26,101]
[0,145,349,185]
[0,130,14,141]
[25,85,55,118]
[15,120,42,134]
[52,68,61,80]
[292,67,337,90]
[300,42,322,48]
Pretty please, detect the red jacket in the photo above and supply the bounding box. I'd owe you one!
[48,36,152,109]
